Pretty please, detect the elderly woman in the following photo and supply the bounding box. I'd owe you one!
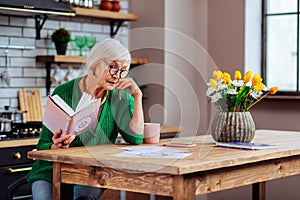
[27,38,144,200]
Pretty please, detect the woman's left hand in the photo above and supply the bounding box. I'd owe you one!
[116,78,142,98]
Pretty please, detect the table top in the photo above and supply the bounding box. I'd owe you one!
[28,129,300,175]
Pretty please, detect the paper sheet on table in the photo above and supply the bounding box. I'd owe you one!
[113,146,192,159]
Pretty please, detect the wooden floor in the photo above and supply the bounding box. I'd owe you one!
[101,189,172,200]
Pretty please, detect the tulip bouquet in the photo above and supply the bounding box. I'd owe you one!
[206,70,278,112]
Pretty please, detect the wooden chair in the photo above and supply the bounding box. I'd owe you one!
[18,89,43,122]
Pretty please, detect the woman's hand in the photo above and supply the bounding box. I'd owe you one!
[117,78,144,134]
[51,129,75,149]
[117,78,142,98]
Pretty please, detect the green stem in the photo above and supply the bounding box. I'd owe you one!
[247,92,269,110]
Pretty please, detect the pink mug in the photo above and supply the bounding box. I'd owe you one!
[143,123,160,144]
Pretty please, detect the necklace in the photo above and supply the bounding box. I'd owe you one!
[100,91,108,105]
[82,75,108,105]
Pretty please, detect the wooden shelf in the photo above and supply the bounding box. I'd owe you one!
[36,55,85,63]
[36,55,147,95]
[72,7,138,37]
[73,7,139,21]
[36,55,147,65]
[35,6,138,39]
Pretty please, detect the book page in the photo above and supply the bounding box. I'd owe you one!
[51,95,74,116]
[75,93,99,113]
[51,93,100,116]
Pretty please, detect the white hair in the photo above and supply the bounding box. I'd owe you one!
[85,38,131,72]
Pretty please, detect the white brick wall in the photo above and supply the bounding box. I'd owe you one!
[0,0,129,110]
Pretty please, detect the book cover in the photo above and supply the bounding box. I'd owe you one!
[215,142,278,150]
[43,93,101,137]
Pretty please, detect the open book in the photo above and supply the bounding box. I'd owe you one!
[43,93,101,137]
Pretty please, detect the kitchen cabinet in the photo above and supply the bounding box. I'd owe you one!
[36,55,148,95]
[0,138,38,199]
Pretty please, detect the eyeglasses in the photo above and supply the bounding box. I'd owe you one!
[108,65,129,79]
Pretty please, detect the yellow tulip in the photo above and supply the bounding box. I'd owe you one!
[223,72,231,84]
[252,74,262,86]
[213,70,221,80]
[212,70,224,80]
[234,70,242,80]
[217,70,224,79]
[210,79,218,88]
[255,83,265,92]
[269,86,279,94]
[243,71,252,83]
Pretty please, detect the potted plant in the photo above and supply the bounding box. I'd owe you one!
[206,70,279,143]
[51,28,71,55]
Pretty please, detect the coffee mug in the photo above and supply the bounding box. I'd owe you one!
[65,66,79,82]
[143,123,160,144]
[52,65,65,84]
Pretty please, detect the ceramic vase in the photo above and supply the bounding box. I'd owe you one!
[54,42,68,55]
[111,0,121,12]
[211,111,255,143]
[99,0,113,11]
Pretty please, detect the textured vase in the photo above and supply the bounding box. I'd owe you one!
[54,42,68,55]
[111,0,121,12]
[211,112,255,143]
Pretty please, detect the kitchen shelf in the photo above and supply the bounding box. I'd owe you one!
[36,55,147,65]
[73,7,138,21]
[72,7,138,37]
[36,55,148,95]
[34,6,139,39]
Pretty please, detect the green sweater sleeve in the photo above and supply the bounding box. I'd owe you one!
[110,89,144,144]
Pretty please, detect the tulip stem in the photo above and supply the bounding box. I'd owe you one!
[247,92,269,110]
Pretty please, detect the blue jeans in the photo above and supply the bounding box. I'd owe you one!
[73,184,104,200]
[31,180,104,200]
[32,180,52,200]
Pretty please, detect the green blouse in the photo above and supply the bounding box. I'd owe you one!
[27,77,144,184]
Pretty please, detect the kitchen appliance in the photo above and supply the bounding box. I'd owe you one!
[0,118,12,132]
[0,0,75,16]
[0,121,42,141]
[0,0,75,39]
[0,106,26,123]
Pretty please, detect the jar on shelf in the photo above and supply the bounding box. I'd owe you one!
[99,0,113,11]
[111,0,121,12]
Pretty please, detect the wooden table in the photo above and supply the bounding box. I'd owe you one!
[28,130,300,200]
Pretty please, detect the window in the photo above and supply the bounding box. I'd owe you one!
[263,0,300,94]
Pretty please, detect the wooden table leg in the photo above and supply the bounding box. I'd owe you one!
[53,162,61,200]
[173,175,196,200]
[252,182,266,200]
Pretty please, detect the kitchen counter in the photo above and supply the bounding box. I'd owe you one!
[0,138,39,148]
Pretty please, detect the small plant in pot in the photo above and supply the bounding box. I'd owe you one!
[51,28,71,55]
